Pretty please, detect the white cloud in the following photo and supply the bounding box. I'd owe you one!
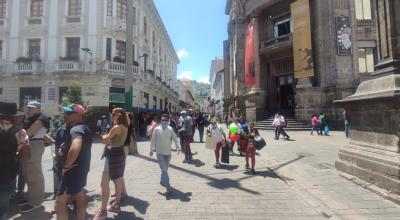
[177,49,189,59]
[197,76,210,84]
[178,71,193,80]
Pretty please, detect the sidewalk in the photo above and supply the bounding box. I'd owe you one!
[7,130,400,219]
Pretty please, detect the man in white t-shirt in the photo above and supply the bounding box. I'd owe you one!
[150,114,181,197]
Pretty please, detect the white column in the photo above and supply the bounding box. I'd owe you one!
[47,0,59,62]
[88,0,98,60]
[8,0,21,61]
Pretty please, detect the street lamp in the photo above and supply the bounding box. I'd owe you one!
[80,48,92,64]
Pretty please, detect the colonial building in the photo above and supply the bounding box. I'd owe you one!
[0,0,179,117]
[225,0,378,126]
[209,57,224,119]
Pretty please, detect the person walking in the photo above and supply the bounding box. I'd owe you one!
[97,115,111,135]
[343,110,350,138]
[206,117,227,167]
[179,111,193,162]
[318,113,327,136]
[246,121,259,174]
[19,101,50,213]
[0,102,29,220]
[55,104,92,220]
[93,108,128,220]
[277,113,290,140]
[150,114,181,196]
[196,113,206,143]
[191,113,197,143]
[310,114,320,135]
[125,113,138,155]
[272,113,281,140]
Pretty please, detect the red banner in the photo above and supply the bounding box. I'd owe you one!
[244,18,256,86]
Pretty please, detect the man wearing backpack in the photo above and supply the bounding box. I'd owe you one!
[178,111,193,162]
[0,102,29,219]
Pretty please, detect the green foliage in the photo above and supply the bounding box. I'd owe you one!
[61,83,84,106]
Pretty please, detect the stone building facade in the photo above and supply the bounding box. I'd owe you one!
[0,0,179,117]
[225,0,378,126]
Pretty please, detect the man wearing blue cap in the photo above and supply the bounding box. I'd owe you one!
[55,104,92,220]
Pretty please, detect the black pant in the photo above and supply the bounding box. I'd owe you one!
[319,123,326,135]
[198,126,204,142]
[275,126,289,139]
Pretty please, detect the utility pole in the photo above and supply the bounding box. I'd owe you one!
[125,0,134,112]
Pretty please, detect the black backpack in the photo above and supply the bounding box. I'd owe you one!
[0,127,18,185]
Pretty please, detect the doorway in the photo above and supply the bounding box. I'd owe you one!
[276,75,294,113]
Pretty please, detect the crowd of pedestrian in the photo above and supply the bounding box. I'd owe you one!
[0,100,350,219]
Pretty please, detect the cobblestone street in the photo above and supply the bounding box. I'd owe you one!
[7,130,400,220]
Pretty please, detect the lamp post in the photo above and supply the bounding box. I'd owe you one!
[125,0,134,112]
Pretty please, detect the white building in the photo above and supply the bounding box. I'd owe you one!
[0,0,179,116]
[209,57,224,119]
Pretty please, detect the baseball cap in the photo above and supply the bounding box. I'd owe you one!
[63,104,86,114]
[26,101,41,108]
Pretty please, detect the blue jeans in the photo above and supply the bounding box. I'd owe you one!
[0,182,14,220]
[345,124,351,138]
[311,125,319,135]
[157,154,171,188]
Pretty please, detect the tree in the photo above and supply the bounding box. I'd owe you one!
[61,83,84,106]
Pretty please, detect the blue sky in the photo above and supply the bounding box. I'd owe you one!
[153,0,228,84]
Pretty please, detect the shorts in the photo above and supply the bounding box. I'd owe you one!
[57,167,88,196]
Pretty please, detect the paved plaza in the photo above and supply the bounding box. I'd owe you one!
[7,130,400,220]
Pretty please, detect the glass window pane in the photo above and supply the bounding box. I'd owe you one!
[362,0,372,19]
[358,48,366,73]
[365,48,374,73]
[107,0,113,16]
[355,0,363,20]
[0,0,6,19]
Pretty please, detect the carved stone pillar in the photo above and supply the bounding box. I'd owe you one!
[245,17,267,121]
[335,0,400,198]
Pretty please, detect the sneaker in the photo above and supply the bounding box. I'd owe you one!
[93,209,107,220]
[20,204,40,213]
[245,164,250,170]
[274,137,279,140]
[214,162,220,167]
[251,169,256,175]
[107,203,121,213]
[165,188,173,197]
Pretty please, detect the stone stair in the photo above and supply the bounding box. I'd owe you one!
[255,116,310,131]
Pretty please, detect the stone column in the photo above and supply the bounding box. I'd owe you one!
[335,0,400,198]
[245,17,266,121]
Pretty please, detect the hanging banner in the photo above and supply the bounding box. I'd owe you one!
[336,17,352,55]
[244,18,256,86]
[291,0,314,78]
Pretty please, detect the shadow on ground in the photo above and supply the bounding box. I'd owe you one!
[120,196,150,214]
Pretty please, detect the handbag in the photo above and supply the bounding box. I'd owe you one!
[221,142,230,164]
[253,136,266,150]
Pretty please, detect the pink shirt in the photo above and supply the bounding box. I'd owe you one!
[311,117,319,126]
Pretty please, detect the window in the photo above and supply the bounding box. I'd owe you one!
[68,0,81,16]
[152,31,156,48]
[132,44,135,62]
[116,0,126,19]
[116,40,126,60]
[28,39,41,59]
[0,88,2,95]
[31,0,43,17]
[132,7,136,24]
[143,92,149,109]
[143,54,147,71]
[106,38,112,61]
[66,37,80,59]
[358,47,375,73]
[0,0,6,19]
[355,0,372,20]
[160,99,163,110]
[143,16,147,37]
[273,15,291,38]
[106,0,113,16]
[153,96,157,109]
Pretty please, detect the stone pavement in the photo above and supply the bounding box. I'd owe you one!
[7,130,400,220]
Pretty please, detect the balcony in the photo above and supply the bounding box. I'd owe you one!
[17,62,42,74]
[357,19,375,27]
[260,33,293,54]
[57,61,81,72]
[104,61,126,74]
